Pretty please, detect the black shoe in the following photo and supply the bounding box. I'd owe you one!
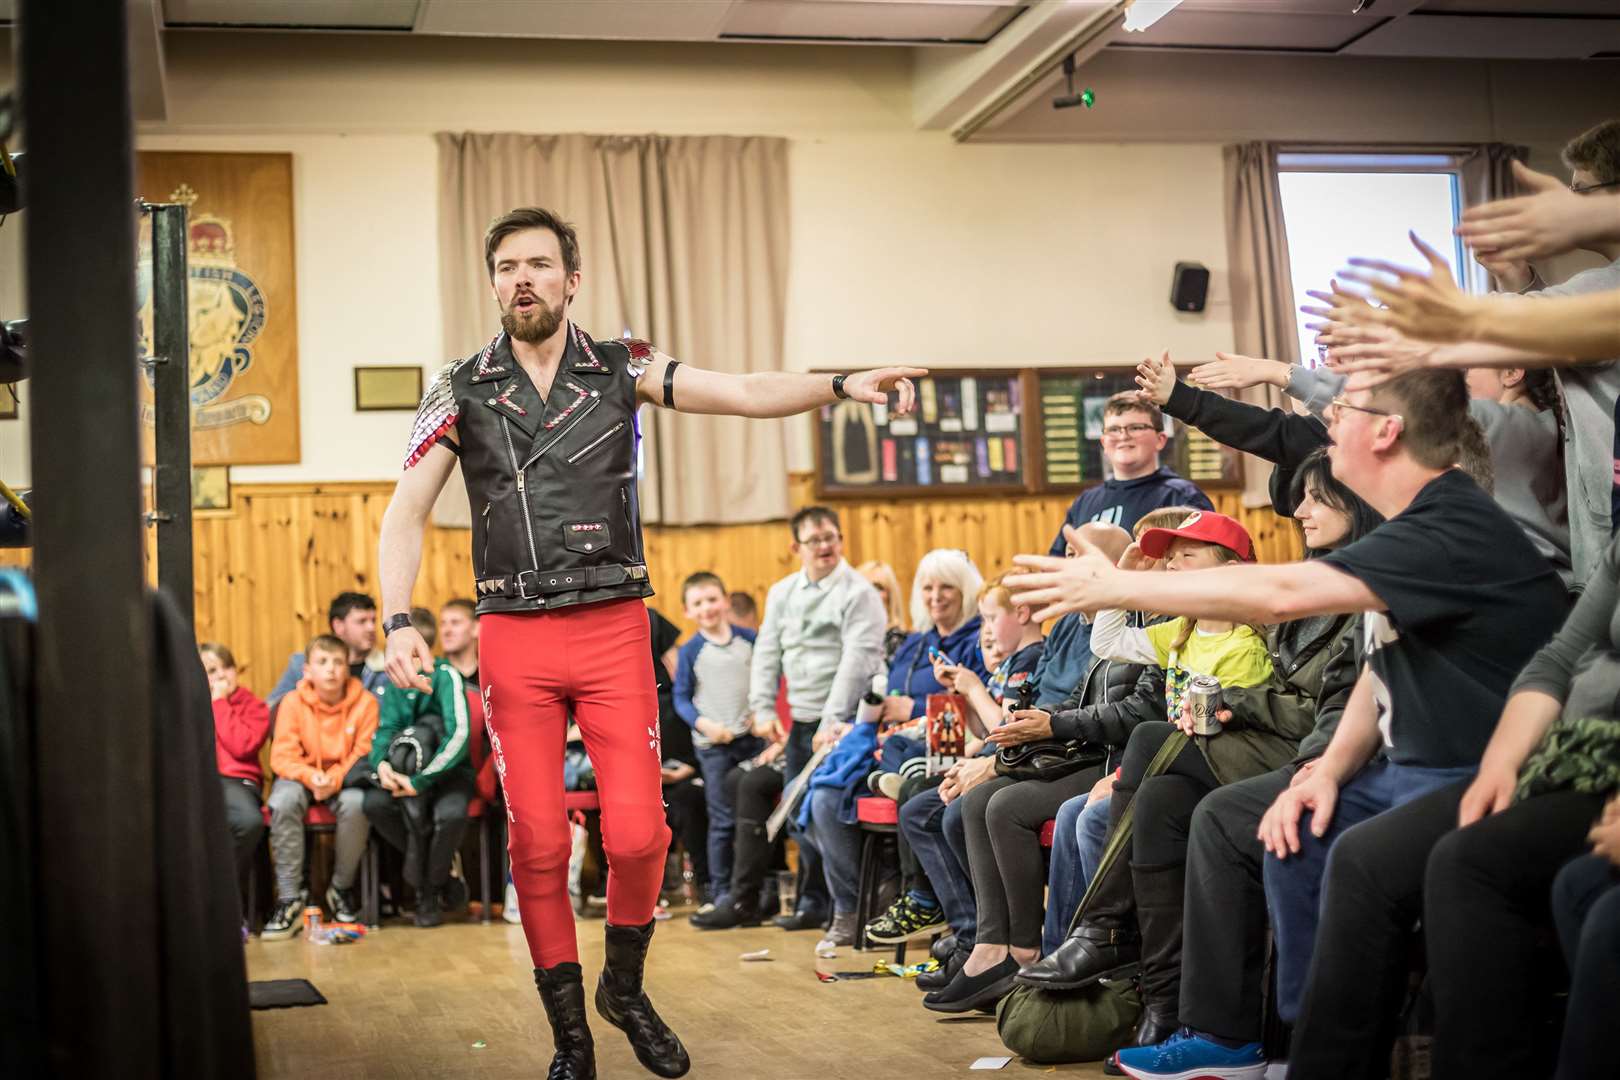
[261,892,306,941]
[1132,861,1187,1030]
[915,945,966,992]
[325,883,362,925]
[689,898,761,930]
[772,906,828,932]
[922,955,1021,1014]
[1013,923,1140,991]
[596,920,691,1078]
[441,873,470,913]
[930,933,957,963]
[1102,1007,1180,1075]
[535,963,596,1080]
[415,887,443,928]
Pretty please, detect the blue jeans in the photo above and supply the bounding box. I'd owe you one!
[807,785,864,915]
[1262,759,1474,1022]
[900,785,977,950]
[1042,792,1113,954]
[694,735,765,897]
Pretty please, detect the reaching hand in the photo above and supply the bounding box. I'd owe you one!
[1186,352,1288,393]
[1007,525,1125,623]
[1133,350,1176,405]
[1117,541,1154,573]
[384,625,435,692]
[1459,160,1612,264]
[1258,769,1340,858]
[377,761,402,793]
[1457,763,1518,828]
[1339,232,1489,346]
[840,367,929,415]
[936,661,983,696]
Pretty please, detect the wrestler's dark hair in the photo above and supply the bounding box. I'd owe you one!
[789,506,841,543]
[681,572,727,602]
[485,207,582,279]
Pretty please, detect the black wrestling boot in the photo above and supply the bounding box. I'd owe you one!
[1015,854,1140,991]
[596,920,691,1078]
[534,963,596,1080]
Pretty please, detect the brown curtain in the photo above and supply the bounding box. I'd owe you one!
[1221,140,1527,506]
[436,132,791,526]
[1223,142,1298,507]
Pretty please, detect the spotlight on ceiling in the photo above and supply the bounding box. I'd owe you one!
[1052,54,1096,111]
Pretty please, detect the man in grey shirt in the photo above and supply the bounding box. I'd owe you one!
[746,505,886,928]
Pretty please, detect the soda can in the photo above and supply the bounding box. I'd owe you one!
[1186,675,1224,736]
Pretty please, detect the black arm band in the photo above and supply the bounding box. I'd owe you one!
[663,360,680,409]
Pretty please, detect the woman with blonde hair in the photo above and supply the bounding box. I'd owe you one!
[857,560,910,664]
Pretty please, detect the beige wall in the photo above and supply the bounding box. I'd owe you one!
[0,31,1611,490]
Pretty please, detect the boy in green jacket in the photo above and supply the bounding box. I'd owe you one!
[362,654,475,927]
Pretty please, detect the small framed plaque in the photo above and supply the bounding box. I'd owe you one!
[191,465,231,512]
[354,365,424,412]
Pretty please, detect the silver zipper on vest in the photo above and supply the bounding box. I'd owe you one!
[566,420,625,465]
[500,418,541,573]
[523,394,602,469]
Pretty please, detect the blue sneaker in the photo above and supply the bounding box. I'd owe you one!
[1115,1028,1267,1080]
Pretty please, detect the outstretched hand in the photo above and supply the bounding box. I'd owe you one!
[1007,525,1124,623]
[840,367,928,415]
[384,626,434,692]
[1133,350,1176,405]
[1339,232,1487,346]
[1186,352,1287,393]
[1458,160,1606,264]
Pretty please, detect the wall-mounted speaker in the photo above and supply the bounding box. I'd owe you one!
[1171,262,1209,313]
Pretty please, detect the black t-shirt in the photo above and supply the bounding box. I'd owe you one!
[1321,468,1569,768]
[648,608,681,694]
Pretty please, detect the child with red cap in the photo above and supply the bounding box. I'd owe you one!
[1088,510,1274,731]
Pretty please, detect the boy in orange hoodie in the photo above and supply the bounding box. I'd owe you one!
[263,634,380,939]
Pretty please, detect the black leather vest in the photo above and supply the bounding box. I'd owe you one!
[407,324,654,615]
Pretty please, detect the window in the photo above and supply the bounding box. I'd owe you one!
[1277,154,1470,369]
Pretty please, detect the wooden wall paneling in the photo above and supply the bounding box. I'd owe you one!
[0,476,1303,700]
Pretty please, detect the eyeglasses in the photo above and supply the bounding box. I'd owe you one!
[797,532,841,549]
[1571,179,1620,196]
[1100,422,1158,441]
[1326,396,1403,425]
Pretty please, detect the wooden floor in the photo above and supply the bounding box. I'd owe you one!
[247,904,1111,1079]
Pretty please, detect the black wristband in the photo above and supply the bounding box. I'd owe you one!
[663,360,680,408]
[382,613,413,637]
[831,373,850,400]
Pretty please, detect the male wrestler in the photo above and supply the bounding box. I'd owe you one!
[379,207,920,1080]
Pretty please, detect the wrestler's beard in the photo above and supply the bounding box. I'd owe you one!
[501,295,565,344]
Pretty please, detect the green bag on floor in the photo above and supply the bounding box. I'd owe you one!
[994,731,1190,1065]
[996,978,1143,1064]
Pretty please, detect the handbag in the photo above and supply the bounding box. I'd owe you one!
[996,731,1190,1064]
[994,739,1106,783]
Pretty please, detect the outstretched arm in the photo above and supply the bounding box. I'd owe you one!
[379,441,457,691]
[636,353,925,418]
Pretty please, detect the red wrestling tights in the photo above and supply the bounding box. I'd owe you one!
[480,599,670,968]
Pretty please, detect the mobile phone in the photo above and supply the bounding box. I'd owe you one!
[927,646,947,664]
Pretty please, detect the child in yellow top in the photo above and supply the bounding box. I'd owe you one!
[1088,510,1274,733]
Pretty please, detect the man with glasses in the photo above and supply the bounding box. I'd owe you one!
[693,506,886,932]
[1009,369,1568,1079]
[1047,391,1213,556]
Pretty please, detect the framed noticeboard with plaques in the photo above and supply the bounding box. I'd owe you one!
[809,366,1243,499]
[812,369,1033,497]
[1034,368,1242,493]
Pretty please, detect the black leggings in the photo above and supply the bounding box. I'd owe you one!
[1113,722,1220,867]
[960,766,1101,949]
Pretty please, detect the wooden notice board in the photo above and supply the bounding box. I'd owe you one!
[136,152,302,466]
[812,366,1242,499]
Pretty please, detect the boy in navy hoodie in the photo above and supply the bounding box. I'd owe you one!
[672,572,761,907]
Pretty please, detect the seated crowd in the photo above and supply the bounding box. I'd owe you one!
[211,119,1620,1080]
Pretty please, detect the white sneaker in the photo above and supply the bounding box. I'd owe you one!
[502,881,521,925]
